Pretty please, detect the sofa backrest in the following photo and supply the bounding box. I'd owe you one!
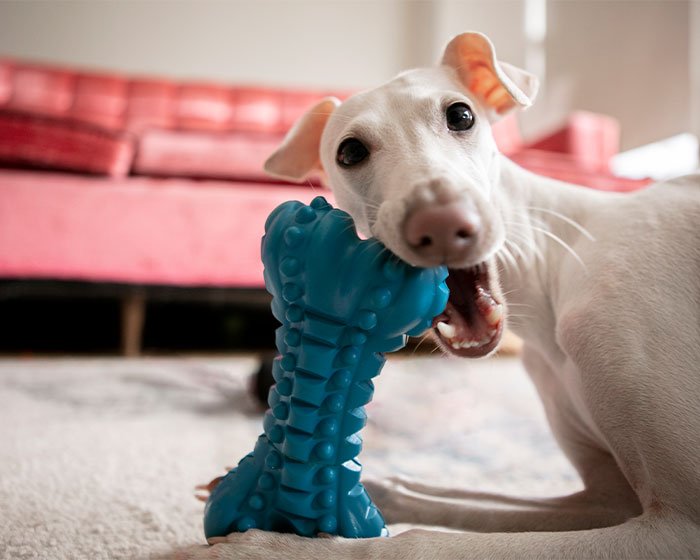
[0,59,351,135]
[0,58,523,180]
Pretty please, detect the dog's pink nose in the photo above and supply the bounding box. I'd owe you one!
[403,202,481,261]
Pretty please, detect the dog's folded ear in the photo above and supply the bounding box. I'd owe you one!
[264,97,340,182]
[442,32,539,117]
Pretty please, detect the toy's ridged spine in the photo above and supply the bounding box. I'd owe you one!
[261,196,387,537]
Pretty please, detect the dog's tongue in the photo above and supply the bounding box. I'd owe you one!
[432,266,503,356]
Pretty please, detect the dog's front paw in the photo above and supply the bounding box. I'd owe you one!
[175,529,367,560]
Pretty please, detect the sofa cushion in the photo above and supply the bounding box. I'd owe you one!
[0,111,134,177]
[133,129,285,182]
[4,64,75,117]
[125,79,178,132]
[176,83,236,132]
[0,170,331,287]
[72,73,129,131]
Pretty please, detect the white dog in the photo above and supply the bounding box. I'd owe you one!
[189,32,700,559]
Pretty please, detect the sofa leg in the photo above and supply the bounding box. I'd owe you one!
[121,293,146,357]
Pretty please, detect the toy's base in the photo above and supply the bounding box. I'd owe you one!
[203,436,387,539]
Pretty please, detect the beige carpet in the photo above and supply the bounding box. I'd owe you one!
[0,355,579,559]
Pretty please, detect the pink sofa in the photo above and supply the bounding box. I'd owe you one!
[0,59,650,354]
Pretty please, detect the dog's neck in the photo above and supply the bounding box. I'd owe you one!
[494,155,616,353]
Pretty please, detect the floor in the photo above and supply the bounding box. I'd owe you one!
[0,354,580,560]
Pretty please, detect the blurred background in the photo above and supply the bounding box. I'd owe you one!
[2,0,699,147]
[0,0,698,357]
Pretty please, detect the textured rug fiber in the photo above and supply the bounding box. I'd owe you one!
[0,355,579,559]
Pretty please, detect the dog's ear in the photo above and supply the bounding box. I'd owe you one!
[442,32,539,117]
[264,97,340,182]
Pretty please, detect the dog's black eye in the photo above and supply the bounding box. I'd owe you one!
[337,138,369,167]
[445,102,475,132]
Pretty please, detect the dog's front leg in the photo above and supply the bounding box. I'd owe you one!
[364,475,639,532]
[176,530,373,560]
[176,513,697,560]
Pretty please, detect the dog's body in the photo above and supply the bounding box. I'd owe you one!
[189,33,700,558]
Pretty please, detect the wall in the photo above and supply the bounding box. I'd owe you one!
[691,0,700,141]
[540,0,691,149]
[0,0,408,89]
[0,0,695,149]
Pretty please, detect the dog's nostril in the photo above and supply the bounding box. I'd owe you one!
[456,229,470,239]
[419,236,433,247]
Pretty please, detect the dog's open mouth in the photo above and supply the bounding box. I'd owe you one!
[432,263,504,357]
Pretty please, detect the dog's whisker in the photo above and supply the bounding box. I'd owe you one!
[502,239,527,274]
[506,218,570,267]
[340,221,356,232]
[530,225,587,271]
[499,244,520,275]
[360,200,382,211]
[506,313,535,320]
[504,237,528,264]
[525,206,596,242]
[505,228,545,265]
[500,288,522,298]
[411,332,434,355]
[505,315,531,329]
[530,216,553,233]
[495,251,512,277]
[368,244,392,268]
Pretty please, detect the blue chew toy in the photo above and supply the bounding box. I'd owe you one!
[203,196,449,540]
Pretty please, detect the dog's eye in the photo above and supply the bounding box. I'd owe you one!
[445,102,475,132]
[337,138,369,167]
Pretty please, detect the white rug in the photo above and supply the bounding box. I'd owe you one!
[0,355,580,559]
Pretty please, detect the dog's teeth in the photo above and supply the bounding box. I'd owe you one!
[451,341,461,350]
[436,321,456,339]
[485,304,503,326]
